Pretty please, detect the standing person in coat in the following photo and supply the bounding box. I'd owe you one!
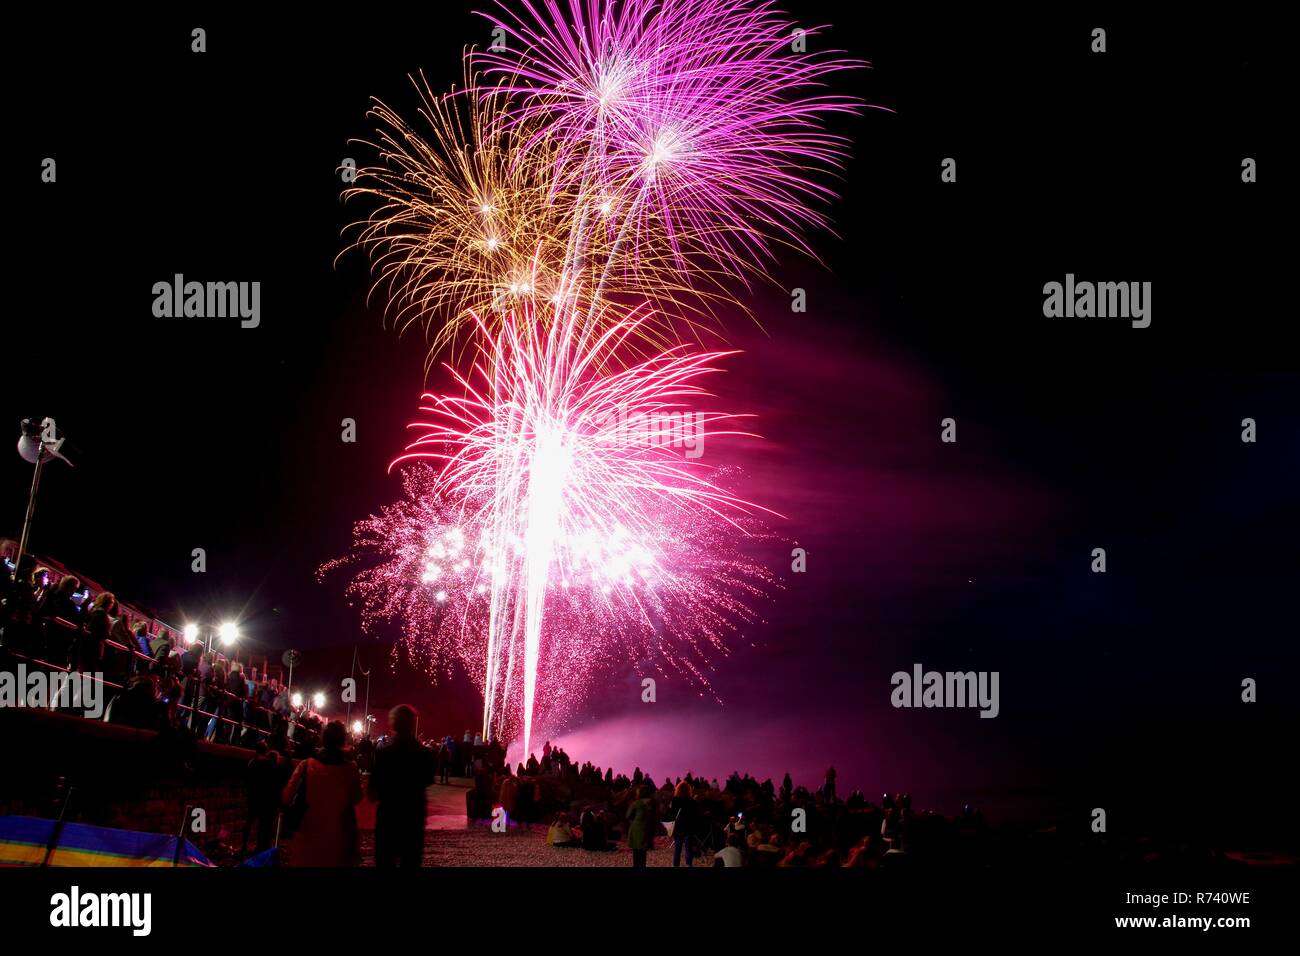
[34,574,80,667]
[669,780,699,867]
[281,721,363,866]
[149,627,175,675]
[76,592,115,674]
[243,742,287,855]
[368,704,437,867]
[107,611,135,683]
[625,784,656,867]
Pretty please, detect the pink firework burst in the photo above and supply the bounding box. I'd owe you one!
[318,467,490,682]
[386,296,776,753]
[476,0,864,285]
[322,293,778,752]
[321,462,774,747]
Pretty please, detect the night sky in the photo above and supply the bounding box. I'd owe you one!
[8,7,1295,835]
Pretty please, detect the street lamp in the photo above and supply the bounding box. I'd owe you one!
[13,417,72,574]
[218,622,239,646]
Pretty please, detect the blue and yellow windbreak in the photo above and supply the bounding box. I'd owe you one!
[0,816,213,867]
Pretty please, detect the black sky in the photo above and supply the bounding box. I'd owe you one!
[7,6,1295,830]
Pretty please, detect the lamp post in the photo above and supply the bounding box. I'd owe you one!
[13,417,72,575]
[346,645,357,728]
[345,646,373,731]
[362,665,371,734]
[282,649,301,696]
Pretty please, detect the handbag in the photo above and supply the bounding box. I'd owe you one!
[660,806,681,837]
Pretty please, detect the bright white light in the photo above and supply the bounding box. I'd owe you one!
[313,691,326,709]
[352,720,364,735]
[183,623,199,644]
[594,61,625,112]
[218,622,239,645]
[485,236,499,252]
[435,590,447,602]
[291,692,303,708]
[643,128,683,181]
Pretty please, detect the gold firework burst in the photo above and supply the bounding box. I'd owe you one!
[344,64,744,364]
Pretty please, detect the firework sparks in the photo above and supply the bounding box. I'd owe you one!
[387,297,774,752]
[322,461,775,748]
[345,70,731,358]
[344,72,584,359]
[333,0,859,754]
[477,0,863,287]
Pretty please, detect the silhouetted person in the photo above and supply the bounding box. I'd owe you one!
[35,574,80,665]
[243,742,287,854]
[369,704,437,867]
[580,808,614,851]
[1,555,39,654]
[626,784,656,867]
[670,781,698,867]
[77,591,115,673]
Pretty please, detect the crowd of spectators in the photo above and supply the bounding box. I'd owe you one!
[5,551,990,869]
[1,552,325,756]
[452,737,988,867]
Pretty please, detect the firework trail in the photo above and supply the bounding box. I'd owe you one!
[334,0,860,754]
[322,457,776,745]
[324,465,775,744]
[390,297,775,750]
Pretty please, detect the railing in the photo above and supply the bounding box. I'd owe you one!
[1,618,313,749]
